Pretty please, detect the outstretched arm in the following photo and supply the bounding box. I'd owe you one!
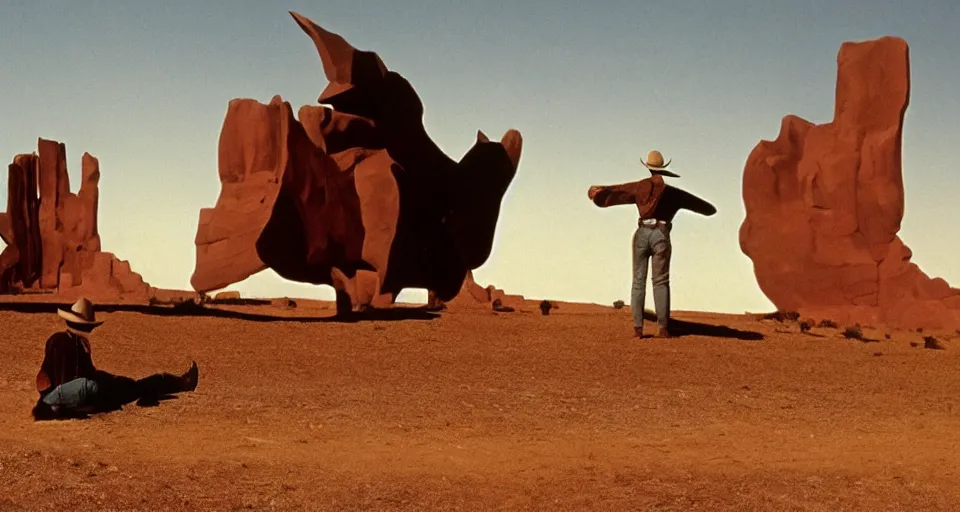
[587,182,640,208]
[675,188,717,216]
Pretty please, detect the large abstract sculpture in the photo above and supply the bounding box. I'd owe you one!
[740,36,960,330]
[190,12,522,313]
[0,139,153,302]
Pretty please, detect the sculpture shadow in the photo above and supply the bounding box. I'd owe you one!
[0,300,440,323]
[642,311,765,341]
[91,394,180,415]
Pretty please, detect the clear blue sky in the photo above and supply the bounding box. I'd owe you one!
[1,0,958,313]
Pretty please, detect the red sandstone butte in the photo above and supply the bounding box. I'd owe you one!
[740,36,960,330]
[190,12,522,315]
[0,138,154,303]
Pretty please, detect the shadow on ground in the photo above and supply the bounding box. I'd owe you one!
[0,301,763,338]
[0,301,441,323]
[642,311,765,341]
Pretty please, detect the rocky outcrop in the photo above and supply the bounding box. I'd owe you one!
[740,36,960,330]
[0,138,153,302]
[190,12,522,314]
[438,271,525,309]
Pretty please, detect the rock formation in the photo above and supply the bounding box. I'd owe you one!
[0,139,153,302]
[740,36,960,330]
[214,291,241,301]
[436,271,525,309]
[190,11,522,314]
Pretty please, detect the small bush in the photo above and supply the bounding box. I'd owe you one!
[924,335,945,350]
[818,319,838,329]
[842,324,863,340]
[799,320,813,332]
[613,300,625,310]
[762,311,800,322]
[539,300,553,316]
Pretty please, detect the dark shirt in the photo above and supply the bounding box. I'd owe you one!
[650,185,717,222]
[35,331,97,396]
[592,181,716,222]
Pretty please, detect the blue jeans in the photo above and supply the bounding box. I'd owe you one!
[42,377,100,412]
[632,224,672,330]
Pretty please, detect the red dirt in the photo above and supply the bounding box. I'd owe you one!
[1,306,959,510]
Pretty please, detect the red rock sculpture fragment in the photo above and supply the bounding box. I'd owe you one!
[37,139,66,289]
[740,36,960,330]
[190,12,522,314]
[1,139,152,302]
[3,155,43,288]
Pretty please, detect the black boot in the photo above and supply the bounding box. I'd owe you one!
[181,361,199,392]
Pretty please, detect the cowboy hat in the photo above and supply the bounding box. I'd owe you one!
[57,297,103,327]
[641,150,680,178]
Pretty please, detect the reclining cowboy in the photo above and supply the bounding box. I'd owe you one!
[32,297,199,420]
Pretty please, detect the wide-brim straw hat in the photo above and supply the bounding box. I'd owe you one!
[641,150,680,178]
[57,297,104,327]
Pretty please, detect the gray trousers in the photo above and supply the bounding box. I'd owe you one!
[632,224,672,329]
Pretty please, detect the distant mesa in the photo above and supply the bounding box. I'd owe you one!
[189,11,522,315]
[740,36,960,330]
[0,138,172,303]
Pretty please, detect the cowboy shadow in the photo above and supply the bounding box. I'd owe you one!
[641,311,765,341]
[32,393,181,422]
[73,394,180,420]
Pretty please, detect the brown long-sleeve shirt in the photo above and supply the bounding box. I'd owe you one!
[591,177,716,222]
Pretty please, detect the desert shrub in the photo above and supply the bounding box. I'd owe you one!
[762,311,800,322]
[613,300,625,310]
[799,320,813,332]
[924,336,945,350]
[539,300,553,316]
[818,319,838,329]
[170,297,203,313]
[842,324,863,340]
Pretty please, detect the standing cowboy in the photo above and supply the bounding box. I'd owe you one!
[587,150,716,338]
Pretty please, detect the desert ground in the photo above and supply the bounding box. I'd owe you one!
[1,300,959,511]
